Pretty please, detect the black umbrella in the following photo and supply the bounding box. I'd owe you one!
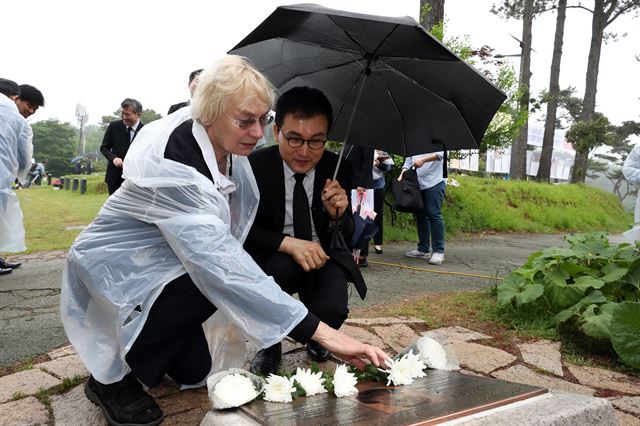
[230,3,506,164]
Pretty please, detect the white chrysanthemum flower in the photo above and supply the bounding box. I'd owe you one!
[384,350,426,386]
[292,367,327,396]
[333,364,358,397]
[263,374,296,403]
[416,336,449,370]
[211,373,258,408]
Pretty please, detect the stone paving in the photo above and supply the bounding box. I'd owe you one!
[1,319,639,425]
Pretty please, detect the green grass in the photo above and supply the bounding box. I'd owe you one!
[7,183,107,254]
[384,174,632,242]
[3,173,633,255]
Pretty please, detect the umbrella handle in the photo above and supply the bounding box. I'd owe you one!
[332,73,369,181]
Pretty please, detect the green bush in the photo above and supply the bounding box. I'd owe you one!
[497,233,640,369]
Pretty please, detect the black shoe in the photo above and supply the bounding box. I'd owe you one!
[358,256,368,267]
[0,259,20,269]
[84,375,164,426]
[374,247,383,254]
[0,268,12,275]
[306,341,331,362]
[249,342,282,376]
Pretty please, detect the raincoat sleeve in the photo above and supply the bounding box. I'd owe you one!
[16,121,33,184]
[112,181,310,348]
[623,145,640,185]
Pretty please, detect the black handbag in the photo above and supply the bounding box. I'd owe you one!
[391,167,424,213]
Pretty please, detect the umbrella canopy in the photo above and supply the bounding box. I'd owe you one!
[229,3,506,157]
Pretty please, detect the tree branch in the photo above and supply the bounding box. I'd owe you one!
[607,1,640,25]
[566,4,594,13]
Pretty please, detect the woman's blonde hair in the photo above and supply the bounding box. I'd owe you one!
[191,55,274,125]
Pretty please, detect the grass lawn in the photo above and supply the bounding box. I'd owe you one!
[9,184,107,254]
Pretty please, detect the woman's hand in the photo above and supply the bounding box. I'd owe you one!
[311,322,391,370]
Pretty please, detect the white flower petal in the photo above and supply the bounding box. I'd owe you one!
[211,373,258,408]
[416,337,450,370]
[292,367,327,396]
[263,374,296,403]
[333,364,358,397]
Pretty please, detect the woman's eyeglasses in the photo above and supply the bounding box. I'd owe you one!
[224,112,274,130]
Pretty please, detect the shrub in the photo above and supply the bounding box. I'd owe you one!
[497,232,640,369]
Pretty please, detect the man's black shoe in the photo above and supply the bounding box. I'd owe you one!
[0,268,12,276]
[306,341,331,362]
[249,342,282,376]
[84,375,164,426]
[357,256,368,268]
[0,259,20,269]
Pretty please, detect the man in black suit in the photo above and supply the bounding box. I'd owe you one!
[100,98,144,195]
[167,69,203,114]
[244,86,366,376]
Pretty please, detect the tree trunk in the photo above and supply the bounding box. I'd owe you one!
[571,0,607,183]
[536,0,567,182]
[420,0,445,30]
[509,0,534,180]
[571,148,590,183]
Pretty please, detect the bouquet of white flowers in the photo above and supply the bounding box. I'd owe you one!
[207,368,264,410]
[206,336,458,410]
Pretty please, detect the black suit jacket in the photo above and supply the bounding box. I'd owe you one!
[100,120,143,186]
[167,101,189,115]
[244,145,367,299]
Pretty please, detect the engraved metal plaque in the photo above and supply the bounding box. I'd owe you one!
[240,370,547,425]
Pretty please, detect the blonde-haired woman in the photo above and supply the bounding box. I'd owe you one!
[61,56,389,426]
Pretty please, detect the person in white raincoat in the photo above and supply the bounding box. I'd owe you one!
[622,144,640,241]
[0,78,33,274]
[60,56,389,426]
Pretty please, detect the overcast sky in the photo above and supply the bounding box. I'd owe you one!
[2,0,638,131]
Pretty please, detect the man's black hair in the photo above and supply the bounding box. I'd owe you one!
[18,84,45,106]
[189,69,204,84]
[121,98,143,114]
[274,86,333,131]
[0,78,20,97]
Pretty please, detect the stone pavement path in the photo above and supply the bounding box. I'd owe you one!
[1,319,638,426]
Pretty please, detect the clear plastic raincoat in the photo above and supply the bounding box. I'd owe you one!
[0,95,33,252]
[60,107,308,384]
[622,144,640,241]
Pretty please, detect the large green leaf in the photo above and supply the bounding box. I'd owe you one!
[543,267,568,288]
[560,262,595,277]
[544,268,586,310]
[570,275,605,292]
[622,259,640,289]
[600,263,629,283]
[580,302,618,340]
[497,273,543,307]
[550,291,608,326]
[610,302,640,369]
[551,307,577,325]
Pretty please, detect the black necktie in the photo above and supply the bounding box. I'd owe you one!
[126,127,132,142]
[293,173,312,241]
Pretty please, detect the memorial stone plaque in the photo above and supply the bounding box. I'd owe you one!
[240,370,547,425]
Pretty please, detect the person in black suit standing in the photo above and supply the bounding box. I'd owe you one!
[244,86,366,376]
[100,98,144,195]
[167,69,203,115]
